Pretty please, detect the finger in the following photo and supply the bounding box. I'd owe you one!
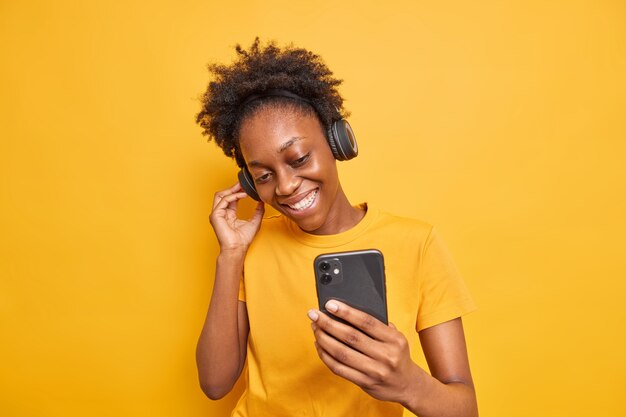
[218,191,248,206]
[310,308,381,358]
[212,192,248,214]
[213,183,240,202]
[249,201,265,223]
[212,183,244,209]
[312,322,382,377]
[324,300,392,342]
[229,182,243,192]
[313,341,377,388]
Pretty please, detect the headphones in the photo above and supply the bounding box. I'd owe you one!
[237,89,358,201]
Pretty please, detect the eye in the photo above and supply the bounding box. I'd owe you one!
[291,153,310,168]
[254,172,272,184]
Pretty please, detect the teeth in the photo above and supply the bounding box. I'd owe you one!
[288,190,317,211]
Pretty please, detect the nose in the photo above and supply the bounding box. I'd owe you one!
[275,168,301,196]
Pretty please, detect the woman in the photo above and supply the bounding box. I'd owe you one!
[195,38,478,417]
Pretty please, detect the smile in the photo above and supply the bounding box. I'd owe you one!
[287,189,318,211]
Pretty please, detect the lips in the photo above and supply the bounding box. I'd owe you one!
[279,188,318,212]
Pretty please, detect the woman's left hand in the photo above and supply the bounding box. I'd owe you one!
[308,300,421,406]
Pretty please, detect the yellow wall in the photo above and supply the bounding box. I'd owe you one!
[1,1,625,416]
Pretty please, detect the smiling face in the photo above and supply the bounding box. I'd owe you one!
[238,106,361,235]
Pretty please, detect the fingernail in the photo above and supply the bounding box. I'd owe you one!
[307,310,319,321]
[326,301,339,312]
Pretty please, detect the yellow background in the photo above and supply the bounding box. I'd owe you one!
[1,1,625,416]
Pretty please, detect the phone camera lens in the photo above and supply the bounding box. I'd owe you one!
[320,273,332,285]
[319,261,330,272]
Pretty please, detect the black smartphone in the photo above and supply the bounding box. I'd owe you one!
[313,249,388,326]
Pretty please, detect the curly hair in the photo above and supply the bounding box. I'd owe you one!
[196,38,350,167]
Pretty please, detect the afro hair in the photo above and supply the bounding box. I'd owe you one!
[195,38,349,167]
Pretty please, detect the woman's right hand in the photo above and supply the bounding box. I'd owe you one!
[209,182,265,254]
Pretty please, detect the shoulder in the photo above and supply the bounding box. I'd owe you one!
[247,213,291,251]
[371,207,434,238]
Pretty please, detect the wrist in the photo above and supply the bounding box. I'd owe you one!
[217,248,247,262]
[400,363,429,413]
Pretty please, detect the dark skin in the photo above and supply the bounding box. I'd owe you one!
[239,106,365,234]
[196,105,478,416]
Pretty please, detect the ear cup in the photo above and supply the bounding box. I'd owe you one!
[326,125,341,160]
[238,168,261,201]
[328,120,358,161]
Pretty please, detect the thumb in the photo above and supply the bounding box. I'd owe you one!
[250,201,265,222]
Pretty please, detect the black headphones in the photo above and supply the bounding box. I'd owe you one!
[237,89,358,201]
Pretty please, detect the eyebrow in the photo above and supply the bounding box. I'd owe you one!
[248,136,305,167]
[279,136,304,152]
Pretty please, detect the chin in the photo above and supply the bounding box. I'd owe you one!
[296,219,322,232]
[275,208,322,233]
[281,211,316,230]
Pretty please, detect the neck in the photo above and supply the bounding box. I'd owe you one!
[308,186,366,235]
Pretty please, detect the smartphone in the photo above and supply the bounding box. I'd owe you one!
[313,249,388,326]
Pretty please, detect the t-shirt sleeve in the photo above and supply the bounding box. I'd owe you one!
[416,226,477,332]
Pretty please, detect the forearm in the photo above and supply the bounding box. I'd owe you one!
[402,363,478,417]
[196,250,247,399]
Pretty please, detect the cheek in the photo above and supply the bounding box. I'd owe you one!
[306,156,337,184]
[255,183,275,202]
[318,153,339,181]
[318,141,336,162]
[312,142,338,170]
